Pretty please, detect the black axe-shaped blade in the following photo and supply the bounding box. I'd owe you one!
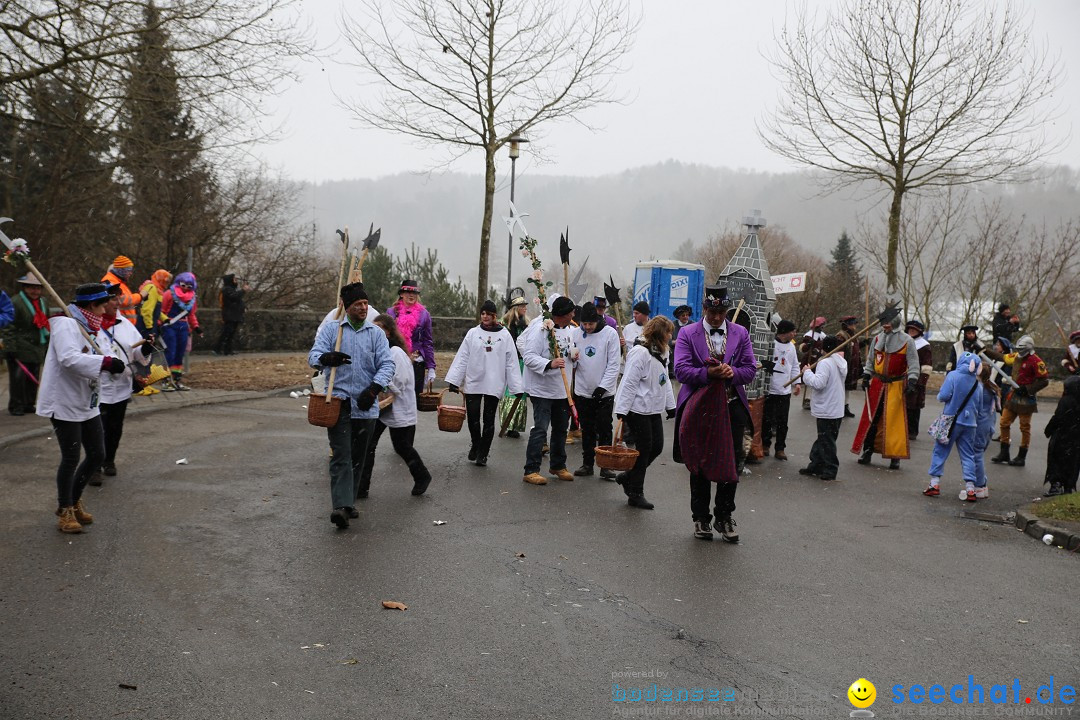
[559,228,570,266]
[604,275,622,307]
[362,223,381,251]
[336,228,348,245]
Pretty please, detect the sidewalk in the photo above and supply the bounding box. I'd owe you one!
[0,386,294,451]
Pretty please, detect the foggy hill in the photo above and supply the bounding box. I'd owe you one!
[300,162,1080,291]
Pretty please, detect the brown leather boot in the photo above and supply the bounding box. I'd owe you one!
[56,507,83,534]
[72,499,93,525]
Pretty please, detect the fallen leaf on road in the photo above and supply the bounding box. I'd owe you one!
[341,658,359,665]
[433,520,447,526]
[515,552,526,558]
[382,601,408,611]
[175,458,188,465]
[119,683,137,690]
[1018,619,1029,624]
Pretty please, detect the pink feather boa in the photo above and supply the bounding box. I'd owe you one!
[393,300,426,354]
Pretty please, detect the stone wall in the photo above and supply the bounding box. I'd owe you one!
[192,309,477,354]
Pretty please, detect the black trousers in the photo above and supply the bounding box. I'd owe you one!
[360,421,430,494]
[574,393,613,467]
[99,399,129,465]
[413,361,426,400]
[762,393,791,451]
[807,417,842,479]
[5,354,39,413]
[688,399,748,522]
[215,320,241,355]
[907,407,921,439]
[464,393,500,459]
[621,412,664,495]
[50,416,105,507]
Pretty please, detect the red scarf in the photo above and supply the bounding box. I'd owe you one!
[29,298,48,330]
[77,306,103,333]
[101,313,118,330]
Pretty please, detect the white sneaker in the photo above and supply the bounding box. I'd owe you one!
[974,487,990,499]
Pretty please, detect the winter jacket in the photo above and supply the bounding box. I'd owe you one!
[2,290,53,363]
[36,315,106,422]
[767,338,801,396]
[102,271,141,324]
[0,291,12,329]
[518,315,575,400]
[220,276,246,323]
[97,316,149,405]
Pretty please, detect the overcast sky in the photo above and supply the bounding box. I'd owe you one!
[256,0,1080,183]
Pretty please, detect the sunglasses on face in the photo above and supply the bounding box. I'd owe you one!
[179,284,193,290]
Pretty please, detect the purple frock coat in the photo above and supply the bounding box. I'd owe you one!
[673,320,757,414]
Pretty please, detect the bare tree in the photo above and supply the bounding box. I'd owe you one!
[1,0,310,146]
[338,0,638,315]
[759,0,1062,295]
[858,189,967,329]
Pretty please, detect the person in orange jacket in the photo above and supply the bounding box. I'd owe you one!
[101,255,141,324]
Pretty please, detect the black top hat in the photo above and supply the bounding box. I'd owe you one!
[703,285,732,310]
[398,279,420,295]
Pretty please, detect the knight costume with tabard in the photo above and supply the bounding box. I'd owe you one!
[852,304,919,468]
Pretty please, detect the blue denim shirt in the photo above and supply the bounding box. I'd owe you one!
[308,316,395,420]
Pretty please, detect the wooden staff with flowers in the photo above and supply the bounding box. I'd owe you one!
[0,220,105,353]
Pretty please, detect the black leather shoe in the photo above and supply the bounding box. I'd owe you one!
[346,507,359,519]
[798,467,818,476]
[627,494,654,510]
[857,449,873,465]
[467,445,478,461]
[103,463,117,477]
[331,508,350,529]
[475,456,487,467]
[889,459,901,470]
[573,465,593,477]
[412,472,432,496]
[506,431,520,438]
[88,472,103,487]
[599,469,617,481]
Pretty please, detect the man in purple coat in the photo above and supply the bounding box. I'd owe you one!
[673,284,757,542]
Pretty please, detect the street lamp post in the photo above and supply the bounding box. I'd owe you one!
[506,134,527,305]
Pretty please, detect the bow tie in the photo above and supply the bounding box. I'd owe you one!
[709,328,724,336]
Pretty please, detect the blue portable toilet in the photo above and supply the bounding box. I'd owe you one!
[632,260,707,323]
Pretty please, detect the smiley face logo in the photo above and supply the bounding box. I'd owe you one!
[848,678,876,709]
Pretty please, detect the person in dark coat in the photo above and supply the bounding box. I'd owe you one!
[1043,376,1080,496]
[214,273,249,355]
[904,319,933,439]
[3,274,53,415]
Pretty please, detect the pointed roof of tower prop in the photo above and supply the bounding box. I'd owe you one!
[569,255,590,304]
[719,209,775,303]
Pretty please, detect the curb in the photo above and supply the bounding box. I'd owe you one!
[1014,509,1080,552]
[0,385,308,451]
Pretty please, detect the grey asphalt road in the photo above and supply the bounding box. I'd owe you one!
[1,394,1076,720]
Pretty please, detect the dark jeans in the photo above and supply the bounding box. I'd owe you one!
[326,402,376,509]
[50,416,105,507]
[99,399,129,465]
[807,417,842,479]
[525,397,569,474]
[762,393,791,451]
[464,393,499,459]
[360,420,430,494]
[215,320,241,354]
[574,393,613,467]
[621,412,663,495]
[688,399,748,523]
[5,355,39,413]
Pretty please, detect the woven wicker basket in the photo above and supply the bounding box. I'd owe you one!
[307,393,342,428]
[595,419,639,471]
[437,391,467,432]
[418,382,441,412]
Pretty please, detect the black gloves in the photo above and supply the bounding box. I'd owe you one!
[140,342,154,358]
[861,373,871,391]
[616,413,626,420]
[355,382,382,411]
[448,384,460,394]
[666,408,676,420]
[102,357,126,374]
[905,378,918,395]
[319,351,352,367]
[194,326,203,336]
[591,387,606,400]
